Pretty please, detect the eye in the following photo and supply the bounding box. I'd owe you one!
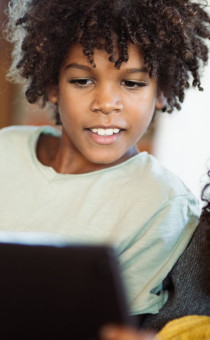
[122,80,147,89]
[69,78,94,87]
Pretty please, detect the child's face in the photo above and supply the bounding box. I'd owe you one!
[49,43,165,173]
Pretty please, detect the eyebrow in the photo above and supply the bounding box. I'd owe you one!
[65,63,148,73]
[123,67,148,74]
[65,63,92,71]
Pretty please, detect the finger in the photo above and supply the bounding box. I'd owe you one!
[99,325,156,340]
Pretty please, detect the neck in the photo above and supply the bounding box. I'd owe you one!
[37,131,139,175]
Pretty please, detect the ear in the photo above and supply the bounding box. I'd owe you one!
[47,85,59,104]
[155,91,167,110]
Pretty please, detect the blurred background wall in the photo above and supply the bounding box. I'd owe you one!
[0,0,15,127]
[0,0,210,204]
[153,2,210,203]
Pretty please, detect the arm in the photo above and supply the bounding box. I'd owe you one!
[98,220,210,339]
[141,221,210,331]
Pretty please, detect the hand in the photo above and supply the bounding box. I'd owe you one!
[99,325,156,340]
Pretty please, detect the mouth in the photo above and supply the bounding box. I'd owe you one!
[85,126,125,145]
[86,127,124,136]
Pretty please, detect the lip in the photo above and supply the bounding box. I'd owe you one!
[86,125,125,130]
[85,127,125,145]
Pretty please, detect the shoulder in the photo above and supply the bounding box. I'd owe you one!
[0,125,59,138]
[0,126,40,169]
[0,125,39,145]
[125,153,197,203]
[0,125,60,167]
[0,125,59,148]
[0,125,38,135]
[0,126,37,157]
[111,153,200,242]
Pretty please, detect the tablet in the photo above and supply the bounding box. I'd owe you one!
[0,240,131,339]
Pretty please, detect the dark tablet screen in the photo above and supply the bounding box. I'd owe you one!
[0,242,131,339]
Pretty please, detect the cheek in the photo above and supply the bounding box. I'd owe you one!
[128,99,155,127]
[58,94,80,121]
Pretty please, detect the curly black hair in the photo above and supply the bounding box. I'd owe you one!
[5,0,210,119]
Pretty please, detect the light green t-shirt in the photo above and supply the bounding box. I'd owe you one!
[0,125,200,315]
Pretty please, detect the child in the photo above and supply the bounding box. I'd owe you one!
[2,0,210,327]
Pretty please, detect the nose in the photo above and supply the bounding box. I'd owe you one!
[90,86,123,114]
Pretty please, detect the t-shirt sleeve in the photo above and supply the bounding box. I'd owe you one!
[118,194,200,315]
[141,221,210,330]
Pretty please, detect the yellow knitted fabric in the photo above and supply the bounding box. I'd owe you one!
[155,315,210,340]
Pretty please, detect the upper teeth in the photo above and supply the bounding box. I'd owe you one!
[91,128,120,136]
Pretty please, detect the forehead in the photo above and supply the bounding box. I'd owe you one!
[62,42,145,70]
